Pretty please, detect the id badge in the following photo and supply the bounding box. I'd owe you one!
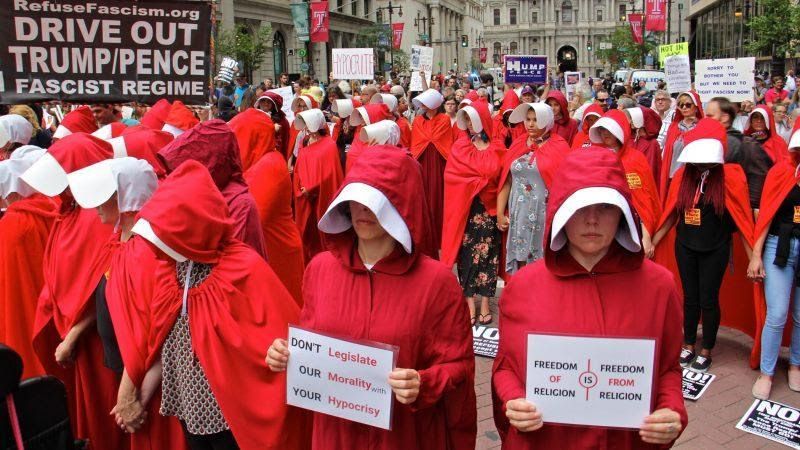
[684,208,701,226]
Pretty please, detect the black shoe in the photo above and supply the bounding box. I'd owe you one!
[680,348,695,368]
[690,354,712,373]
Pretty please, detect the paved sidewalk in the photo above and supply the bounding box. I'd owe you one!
[472,297,799,449]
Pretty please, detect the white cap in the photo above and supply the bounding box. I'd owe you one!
[390,85,405,96]
[0,147,46,198]
[333,99,356,118]
[626,107,644,129]
[590,117,625,145]
[349,106,371,126]
[291,96,313,111]
[790,129,800,151]
[0,124,9,149]
[0,115,33,145]
[412,89,444,110]
[107,136,128,158]
[52,124,73,140]
[509,103,554,131]
[747,109,771,131]
[677,138,725,165]
[131,218,187,262]
[370,93,398,113]
[318,182,412,253]
[20,152,68,196]
[550,187,640,252]
[456,106,483,132]
[67,157,157,212]
[294,109,326,132]
[358,120,401,146]
[91,124,115,140]
[161,123,185,138]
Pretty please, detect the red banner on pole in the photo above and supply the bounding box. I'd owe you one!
[310,1,329,43]
[392,23,404,49]
[645,0,666,31]
[629,13,644,44]
[480,47,488,63]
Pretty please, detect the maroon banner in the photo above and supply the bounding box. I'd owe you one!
[310,1,329,43]
[629,13,644,44]
[392,23,404,49]
[645,0,666,31]
[480,47,488,63]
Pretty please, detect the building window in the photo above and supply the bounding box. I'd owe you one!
[364,0,371,17]
[562,0,573,23]
[493,41,502,62]
[494,9,500,25]
[352,0,357,16]
[510,8,517,24]
[336,0,343,13]
[619,4,626,20]
[510,41,518,54]
[273,32,286,81]
[532,48,539,54]
[596,9,602,21]
[532,11,538,22]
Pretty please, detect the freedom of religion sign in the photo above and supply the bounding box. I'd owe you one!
[0,0,212,104]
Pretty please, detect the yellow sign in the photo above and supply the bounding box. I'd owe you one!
[659,43,689,65]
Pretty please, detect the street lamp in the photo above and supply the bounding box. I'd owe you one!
[414,12,432,45]
[450,25,462,71]
[678,3,683,43]
[376,1,403,72]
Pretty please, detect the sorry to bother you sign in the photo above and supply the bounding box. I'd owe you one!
[0,0,212,104]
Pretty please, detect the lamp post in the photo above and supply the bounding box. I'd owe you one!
[414,12,430,45]
[678,3,683,43]
[450,26,462,72]
[376,1,403,72]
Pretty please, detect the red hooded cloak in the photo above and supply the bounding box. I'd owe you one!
[745,105,790,164]
[570,103,604,149]
[346,104,393,173]
[660,91,704,204]
[492,147,687,448]
[140,99,172,130]
[301,147,476,449]
[634,106,663,192]
[544,91,579,145]
[228,108,277,171]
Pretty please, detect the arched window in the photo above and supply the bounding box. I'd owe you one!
[273,32,286,80]
[510,41,518,54]
[493,41,502,63]
[562,0,573,23]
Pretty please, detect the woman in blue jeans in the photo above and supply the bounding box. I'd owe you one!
[749,128,800,399]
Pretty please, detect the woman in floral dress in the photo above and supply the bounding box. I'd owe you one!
[497,103,571,274]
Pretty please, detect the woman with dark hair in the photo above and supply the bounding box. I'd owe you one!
[653,118,754,373]
[238,87,258,112]
[217,96,238,122]
[255,93,290,159]
[322,84,346,117]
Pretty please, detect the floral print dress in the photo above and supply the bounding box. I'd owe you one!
[505,153,548,275]
[457,197,500,298]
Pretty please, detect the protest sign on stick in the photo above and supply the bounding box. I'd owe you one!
[695,57,756,103]
[504,56,548,84]
[664,54,692,94]
[332,48,375,80]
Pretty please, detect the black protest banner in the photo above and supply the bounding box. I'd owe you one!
[473,325,499,358]
[681,368,715,401]
[736,399,800,448]
[0,0,212,104]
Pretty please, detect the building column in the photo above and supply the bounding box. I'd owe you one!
[431,4,441,72]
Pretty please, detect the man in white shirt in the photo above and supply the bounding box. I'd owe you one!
[653,90,674,150]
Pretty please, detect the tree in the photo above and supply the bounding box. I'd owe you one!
[216,23,273,81]
[595,26,658,71]
[355,25,409,75]
[745,0,800,75]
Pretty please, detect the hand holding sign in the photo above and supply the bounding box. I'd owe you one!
[388,369,420,404]
[639,409,683,444]
[266,338,290,371]
[505,398,543,432]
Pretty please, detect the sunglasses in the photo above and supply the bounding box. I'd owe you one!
[678,102,695,109]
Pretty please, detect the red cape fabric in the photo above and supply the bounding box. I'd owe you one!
[138,160,309,450]
[411,113,454,160]
[106,235,187,450]
[245,152,305,305]
[59,106,98,135]
[345,104,393,173]
[636,107,664,192]
[397,115,412,149]
[659,91,704,204]
[746,105,790,164]
[293,135,344,262]
[275,116,291,160]
[119,127,172,178]
[545,91,579,144]
[500,133,571,190]
[140,99,171,130]
[0,195,57,379]
[749,161,799,368]
[493,148,687,447]
[158,119,268,260]
[304,147,476,449]
[228,108,277,171]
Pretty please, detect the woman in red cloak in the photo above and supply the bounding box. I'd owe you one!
[543,91,579,145]
[158,119,268,261]
[330,98,362,170]
[131,160,309,450]
[659,91,704,204]
[370,93,412,148]
[293,109,345,262]
[254,93,290,160]
[492,146,686,448]
[232,109,305,305]
[747,125,800,398]
[346,103,393,173]
[411,89,454,254]
[228,107,277,171]
[589,109,662,257]
[626,106,663,192]
[52,106,98,141]
[267,147,476,449]
[20,133,125,450]
[491,88,525,150]
[570,103,603,149]
[745,105,790,164]
[140,99,172,131]
[66,157,186,450]
[0,147,58,379]
[652,118,754,373]
[497,102,571,277]
[442,100,503,325]
[287,95,318,166]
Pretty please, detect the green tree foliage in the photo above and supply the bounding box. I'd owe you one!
[595,26,658,70]
[216,23,272,80]
[745,0,800,70]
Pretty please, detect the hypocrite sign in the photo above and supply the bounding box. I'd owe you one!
[0,0,212,104]
[737,399,800,448]
[332,48,375,80]
[504,55,548,84]
[286,325,397,430]
[695,57,756,103]
[526,334,655,428]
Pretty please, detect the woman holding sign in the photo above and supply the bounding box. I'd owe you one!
[492,147,686,448]
[267,147,477,449]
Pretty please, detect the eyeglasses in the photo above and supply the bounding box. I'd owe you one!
[677,103,694,109]
[655,97,670,102]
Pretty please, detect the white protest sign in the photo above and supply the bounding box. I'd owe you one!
[526,334,655,428]
[267,86,295,122]
[409,71,424,92]
[664,54,692,94]
[410,45,434,72]
[695,57,756,102]
[564,71,582,101]
[332,48,375,80]
[286,325,397,430]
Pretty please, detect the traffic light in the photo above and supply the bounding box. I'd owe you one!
[461,35,468,47]
[586,40,592,51]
